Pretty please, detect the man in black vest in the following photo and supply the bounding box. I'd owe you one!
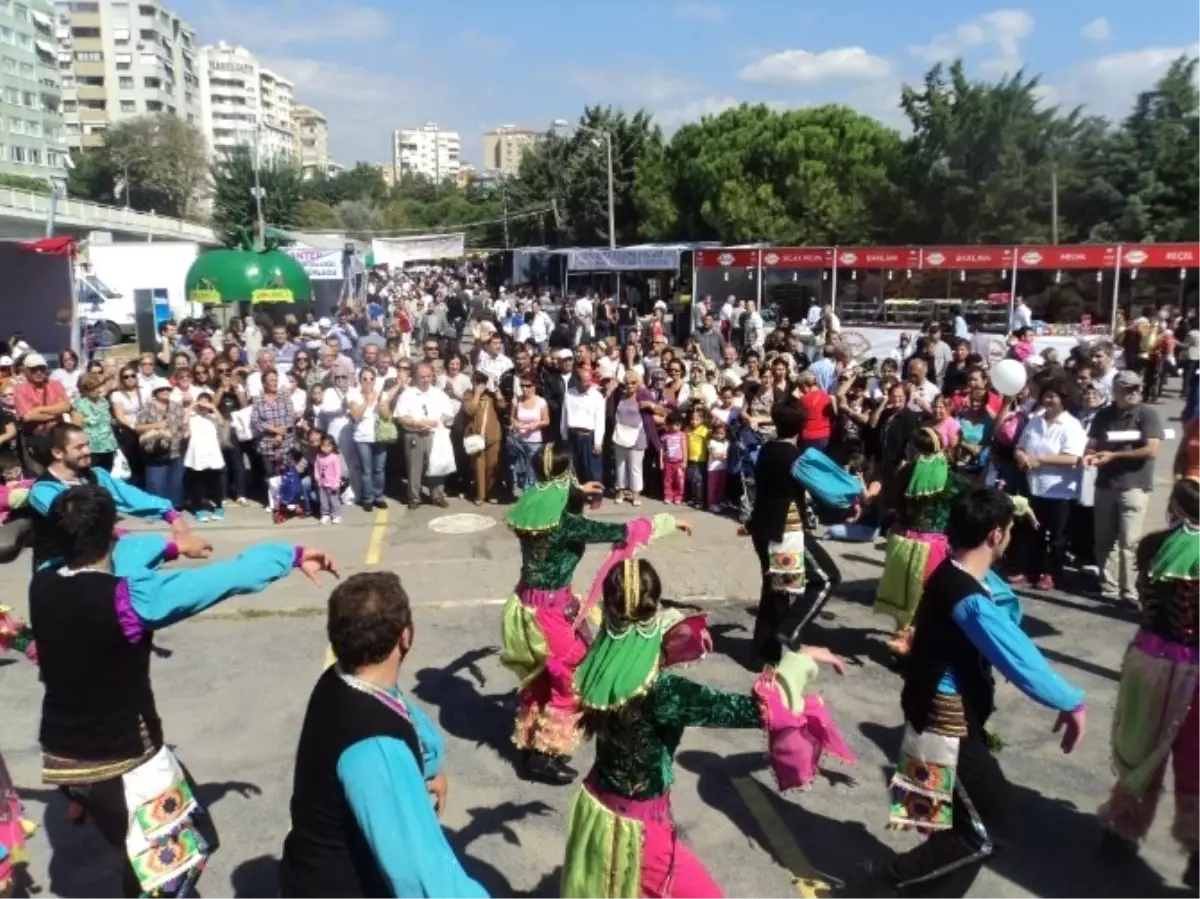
[280,571,486,898]
[26,423,188,569]
[844,488,1087,897]
[29,483,337,897]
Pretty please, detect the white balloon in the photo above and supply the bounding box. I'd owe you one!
[991,358,1027,397]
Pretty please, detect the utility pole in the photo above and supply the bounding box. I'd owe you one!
[603,131,615,251]
[501,175,510,249]
[1050,163,1059,245]
[249,128,266,248]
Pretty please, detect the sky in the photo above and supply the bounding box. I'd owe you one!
[172,0,1200,168]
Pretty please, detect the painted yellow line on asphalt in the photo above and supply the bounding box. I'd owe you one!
[365,506,390,566]
[731,776,832,898]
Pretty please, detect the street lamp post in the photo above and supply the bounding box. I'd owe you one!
[552,118,615,250]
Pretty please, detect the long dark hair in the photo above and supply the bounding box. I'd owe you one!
[581,559,664,739]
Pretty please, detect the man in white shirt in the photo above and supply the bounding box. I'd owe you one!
[1010,296,1033,334]
[395,363,455,509]
[1089,340,1117,404]
[560,359,606,508]
[573,293,595,344]
[528,300,553,353]
[905,358,940,412]
[475,332,513,389]
[245,349,276,399]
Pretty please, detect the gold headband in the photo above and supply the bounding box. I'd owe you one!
[921,427,942,453]
[542,444,553,480]
[623,558,641,617]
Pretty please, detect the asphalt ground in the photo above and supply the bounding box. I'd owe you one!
[0,396,1192,898]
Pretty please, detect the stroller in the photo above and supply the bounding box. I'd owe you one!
[729,421,766,523]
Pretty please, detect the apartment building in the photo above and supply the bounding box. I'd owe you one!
[376,160,394,188]
[482,124,537,177]
[198,41,293,161]
[56,0,200,151]
[291,102,329,176]
[0,0,65,179]
[393,122,459,182]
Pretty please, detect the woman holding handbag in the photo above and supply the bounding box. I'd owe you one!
[608,370,662,506]
[463,371,504,504]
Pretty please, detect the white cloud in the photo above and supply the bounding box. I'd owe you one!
[738,47,892,84]
[671,1,725,22]
[192,2,391,50]
[909,8,1034,67]
[1055,43,1200,118]
[1080,16,1112,42]
[655,96,741,130]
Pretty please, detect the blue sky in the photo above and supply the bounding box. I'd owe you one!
[173,0,1199,168]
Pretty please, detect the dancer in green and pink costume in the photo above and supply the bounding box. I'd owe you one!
[562,556,853,898]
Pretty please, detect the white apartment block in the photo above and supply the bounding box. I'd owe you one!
[291,102,330,176]
[0,0,66,179]
[56,0,200,150]
[393,122,459,182]
[198,41,294,162]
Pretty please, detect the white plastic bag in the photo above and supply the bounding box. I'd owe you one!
[427,425,456,477]
[230,406,254,443]
[111,447,132,481]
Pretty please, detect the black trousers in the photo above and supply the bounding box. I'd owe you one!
[79,762,219,898]
[885,729,1016,897]
[1018,497,1072,582]
[751,533,842,665]
[187,467,223,512]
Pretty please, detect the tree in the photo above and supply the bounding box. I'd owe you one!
[332,163,390,205]
[638,103,901,244]
[293,199,343,230]
[66,148,117,204]
[103,114,208,218]
[0,173,54,194]
[211,146,306,244]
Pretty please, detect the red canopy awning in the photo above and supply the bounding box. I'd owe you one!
[17,236,75,256]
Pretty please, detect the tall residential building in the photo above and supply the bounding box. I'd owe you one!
[482,124,537,177]
[56,0,201,151]
[0,0,65,179]
[291,103,329,176]
[198,41,293,161]
[393,122,458,182]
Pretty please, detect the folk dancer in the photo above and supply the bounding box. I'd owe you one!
[748,398,841,666]
[500,442,689,784]
[280,572,487,898]
[1098,478,1199,890]
[850,487,1086,897]
[28,483,336,898]
[562,557,852,898]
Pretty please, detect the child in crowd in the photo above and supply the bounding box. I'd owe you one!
[685,405,710,508]
[314,432,344,525]
[707,418,729,513]
[183,388,227,522]
[661,411,686,505]
[275,448,309,524]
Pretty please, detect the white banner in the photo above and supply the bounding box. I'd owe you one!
[371,234,466,267]
[567,247,681,272]
[836,327,1090,365]
[282,247,344,280]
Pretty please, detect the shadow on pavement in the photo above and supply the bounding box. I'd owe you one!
[413,647,520,764]
[231,853,279,897]
[450,800,555,897]
[855,721,1179,897]
[676,748,890,889]
[708,621,757,672]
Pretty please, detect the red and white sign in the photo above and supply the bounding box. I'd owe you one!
[1015,245,1118,269]
[835,247,920,269]
[761,248,834,269]
[694,249,758,268]
[1121,243,1200,269]
[921,247,1014,270]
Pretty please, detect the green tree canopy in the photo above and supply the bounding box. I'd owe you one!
[210,146,306,245]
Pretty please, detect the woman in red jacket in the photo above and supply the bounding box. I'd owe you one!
[796,371,835,453]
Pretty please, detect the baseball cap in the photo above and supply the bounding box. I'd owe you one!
[1114,370,1143,389]
[150,377,172,393]
[554,348,573,360]
[22,352,47,369]
[0,355,12,367]
[318,317,332,329]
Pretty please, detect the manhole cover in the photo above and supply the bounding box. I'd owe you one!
[427,513,498,535]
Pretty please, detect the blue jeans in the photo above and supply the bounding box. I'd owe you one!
[826,523,878,542]
[355,441,388,505]
[144,457,184,509]
[569,433,602,484]
[509,436,541,493]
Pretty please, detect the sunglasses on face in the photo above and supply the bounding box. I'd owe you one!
[121,373,136,380]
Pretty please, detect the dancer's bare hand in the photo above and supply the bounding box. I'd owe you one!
[174,534,213,560]
[675,519,693,536]
[299,549,340,586]
[801,645,847,675]
[1053,706,1086,754]
[170,515,190,541]
[579,481,605,497]
[428,772,448,817]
